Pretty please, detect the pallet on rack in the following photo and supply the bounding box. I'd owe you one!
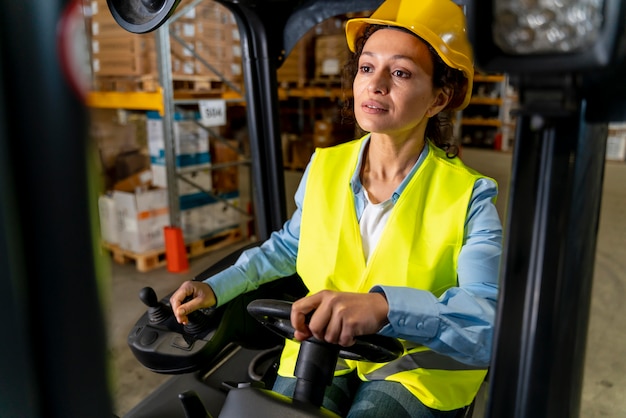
[309,75,342,86]
[172,76,226,95]
[102,227,243,272]
[92,74,232,95]
[93,75,160,92]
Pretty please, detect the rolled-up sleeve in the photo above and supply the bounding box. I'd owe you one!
[206,161,313,307]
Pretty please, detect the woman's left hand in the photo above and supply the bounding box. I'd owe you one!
[290,290,390,347]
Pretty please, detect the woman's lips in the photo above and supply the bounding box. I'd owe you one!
[361,100,388,114]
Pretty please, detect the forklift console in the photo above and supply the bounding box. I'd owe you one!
[127,286,228,374]
[126,242,301,375]
[124,244,406,417]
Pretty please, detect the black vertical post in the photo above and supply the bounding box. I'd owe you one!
[217,1,288,239]
[487,76,607,417]
[0,1,112,417]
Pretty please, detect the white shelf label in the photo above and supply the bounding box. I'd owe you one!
[199,99,226,127]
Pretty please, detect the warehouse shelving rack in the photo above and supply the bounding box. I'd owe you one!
[88,0,254,247]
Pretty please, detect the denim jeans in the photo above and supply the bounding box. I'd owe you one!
[272,372,463,418]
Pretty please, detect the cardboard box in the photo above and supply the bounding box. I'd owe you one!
[277,32,314,86]
[211,140,239,193]
[147,111,211,188]
[180,192,242,241]
[312,118,356,149]
[110,170,169,253]
[178,170,214,201]
[314,34,349,78]
[91,35,153,76]
[98,193,119,245]
[113,169,153,191]
[290,135,315,170]
[113,187,169,253]
[606,123,626,161]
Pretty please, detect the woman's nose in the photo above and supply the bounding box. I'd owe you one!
[368,73,389,95]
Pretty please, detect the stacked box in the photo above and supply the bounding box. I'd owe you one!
[194,38,242,82]
[277,32,314,86]
[112,185,170,253]
[146,111,211,188]
[180,191,242,241]
[278,14,365,86]
[90,0,155,77]
[89,0,241,85]
[96,170,170,253]
[314,34,350,78]
[606,123,626,161]
[169,20,203,76]
[178,170,213,199]
[313,117,356,149]
[91,36,154,76]
[211,140,240,194]
[98,193,119,244]
[313,119,335,148]
[166,1,242,82]
[178,169,221,239]
[99,168,230,251]
[290,133,315,170]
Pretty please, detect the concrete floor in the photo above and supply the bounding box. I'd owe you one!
[106,148,626,417]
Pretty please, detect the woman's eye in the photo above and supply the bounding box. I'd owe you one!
[359,65,372,73]
[392,69,410,78]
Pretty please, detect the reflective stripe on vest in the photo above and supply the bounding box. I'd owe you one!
[363,349,484,381]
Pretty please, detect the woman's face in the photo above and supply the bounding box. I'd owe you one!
[352,28,450,140]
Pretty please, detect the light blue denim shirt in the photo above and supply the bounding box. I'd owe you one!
[207,137,502,367]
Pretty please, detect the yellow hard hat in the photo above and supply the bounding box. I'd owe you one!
[345,0,474,110]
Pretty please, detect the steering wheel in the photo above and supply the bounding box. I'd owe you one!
[247,299,404,363]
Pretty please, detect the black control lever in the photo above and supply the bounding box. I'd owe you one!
[182,296,213,335]
[139,286,172,324]
[127,287,225,374]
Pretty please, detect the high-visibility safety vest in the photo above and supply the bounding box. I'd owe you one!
[277,136,491,411]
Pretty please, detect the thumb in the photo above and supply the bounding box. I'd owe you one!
[293,328,312,342]
[178,295,203,317]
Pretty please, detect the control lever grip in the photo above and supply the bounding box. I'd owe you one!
[176,295,215,335]
[139,286,172,324]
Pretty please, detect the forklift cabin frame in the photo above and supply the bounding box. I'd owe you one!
[1,0,624,417]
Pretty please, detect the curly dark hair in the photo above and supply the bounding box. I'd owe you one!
[341,24,468,158]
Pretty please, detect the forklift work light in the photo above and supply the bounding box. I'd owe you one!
[468,0,625,74]
[493,0,604,54]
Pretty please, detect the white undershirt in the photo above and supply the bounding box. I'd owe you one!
[360,190,394,263]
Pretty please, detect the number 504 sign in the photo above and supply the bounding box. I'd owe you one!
[198,99,226,127]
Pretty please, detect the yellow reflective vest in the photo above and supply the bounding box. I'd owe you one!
[278,136,490,411]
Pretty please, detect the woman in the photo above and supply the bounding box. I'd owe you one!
[170,0,502,416]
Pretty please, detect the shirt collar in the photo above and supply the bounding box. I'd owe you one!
[351,134,431,204]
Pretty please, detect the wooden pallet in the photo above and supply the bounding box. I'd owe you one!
[102,227,243,272]
[309,75,343,87]
[277,78,309,90]
[92,74,231,96]
[93,75,160,92]
[172,76,225,94]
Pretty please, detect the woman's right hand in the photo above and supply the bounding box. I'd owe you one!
[169,281,217,325]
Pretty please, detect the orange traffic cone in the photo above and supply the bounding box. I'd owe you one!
[164,226,189,273]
